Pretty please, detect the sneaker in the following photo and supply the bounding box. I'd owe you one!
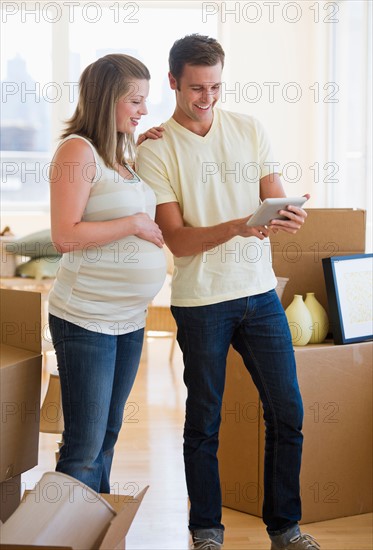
[191,536,222,550]
[191,528,223,550]
[271,533,321,550]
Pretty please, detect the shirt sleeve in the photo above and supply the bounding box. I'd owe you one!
[136,143,178,205]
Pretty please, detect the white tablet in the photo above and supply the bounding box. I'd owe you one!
[246,196,308,227]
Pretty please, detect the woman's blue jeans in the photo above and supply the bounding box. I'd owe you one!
[171,290,304,536]
[48,314,144,493]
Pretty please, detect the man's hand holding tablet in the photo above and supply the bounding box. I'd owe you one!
[247,196,309,228]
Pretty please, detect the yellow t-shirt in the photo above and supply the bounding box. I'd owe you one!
[136,108,277,307]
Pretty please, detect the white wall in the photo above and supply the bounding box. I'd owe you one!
[2,1,370,246]
[217,0,329,204]
[1,211,51,238]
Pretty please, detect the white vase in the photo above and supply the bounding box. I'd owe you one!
[285,294,313,346]
[305,292,329,344]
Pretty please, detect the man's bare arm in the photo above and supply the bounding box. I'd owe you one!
[155,202,269,258]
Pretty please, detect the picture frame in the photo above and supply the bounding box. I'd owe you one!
[322,254,373,345]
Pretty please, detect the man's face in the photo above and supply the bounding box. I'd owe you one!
[169,62,222,128]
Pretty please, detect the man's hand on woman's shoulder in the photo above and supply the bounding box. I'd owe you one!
[136,125,165,146]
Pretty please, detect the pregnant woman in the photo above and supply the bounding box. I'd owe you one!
[48,53,166,492]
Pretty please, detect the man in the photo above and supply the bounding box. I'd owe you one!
[137,34,320,550]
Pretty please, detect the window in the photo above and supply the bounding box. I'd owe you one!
[0,1,217,211]
[327,0,372,249]
[1,7,52,208]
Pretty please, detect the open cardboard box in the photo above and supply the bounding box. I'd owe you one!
[271,208,366,315]
[0,485,148,550]
[0,289,42,522]
[96,488,148,550]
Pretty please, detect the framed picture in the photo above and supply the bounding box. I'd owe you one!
[322,254,373,345]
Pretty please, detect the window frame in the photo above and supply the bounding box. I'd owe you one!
[1,1,217,212]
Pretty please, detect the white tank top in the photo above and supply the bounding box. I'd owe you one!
[48,134,167,335]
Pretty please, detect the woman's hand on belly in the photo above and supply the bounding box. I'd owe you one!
[132,213,164,248]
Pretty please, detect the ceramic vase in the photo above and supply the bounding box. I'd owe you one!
[304,292,329,344]
[285,294,313,346]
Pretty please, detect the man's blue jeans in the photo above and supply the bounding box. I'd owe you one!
[49,314,144,493]
[171,290,304,536]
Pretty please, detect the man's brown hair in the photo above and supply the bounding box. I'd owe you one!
[169,34,225,85]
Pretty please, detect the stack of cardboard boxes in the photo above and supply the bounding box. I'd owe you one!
[218,209,373,523]
[0,289,42,523]
[0,290,146,548]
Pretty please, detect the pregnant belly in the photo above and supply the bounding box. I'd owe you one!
[77,240,166,300]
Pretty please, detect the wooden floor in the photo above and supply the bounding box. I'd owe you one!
[24,338,373,550]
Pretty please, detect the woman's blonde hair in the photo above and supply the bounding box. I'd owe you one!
[61,54,150,168]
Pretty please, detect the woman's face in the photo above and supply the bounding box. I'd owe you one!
[115,79,149,134]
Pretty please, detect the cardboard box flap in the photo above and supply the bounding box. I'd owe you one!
[0,290,41,354]
[0,345,41,369]
[0,486,149,550]
[98,486,148,550]
[270,208,366,251]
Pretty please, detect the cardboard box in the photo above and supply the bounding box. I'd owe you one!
[219,341,373,523]
[0,289,42,521]
[0,485,148,550]
[0,475,21,526]
[271,208,366,314]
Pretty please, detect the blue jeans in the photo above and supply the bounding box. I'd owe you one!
[48,314,144,493]
[171,290,304,536]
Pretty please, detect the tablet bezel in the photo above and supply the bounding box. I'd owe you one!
[246,196,308,227]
